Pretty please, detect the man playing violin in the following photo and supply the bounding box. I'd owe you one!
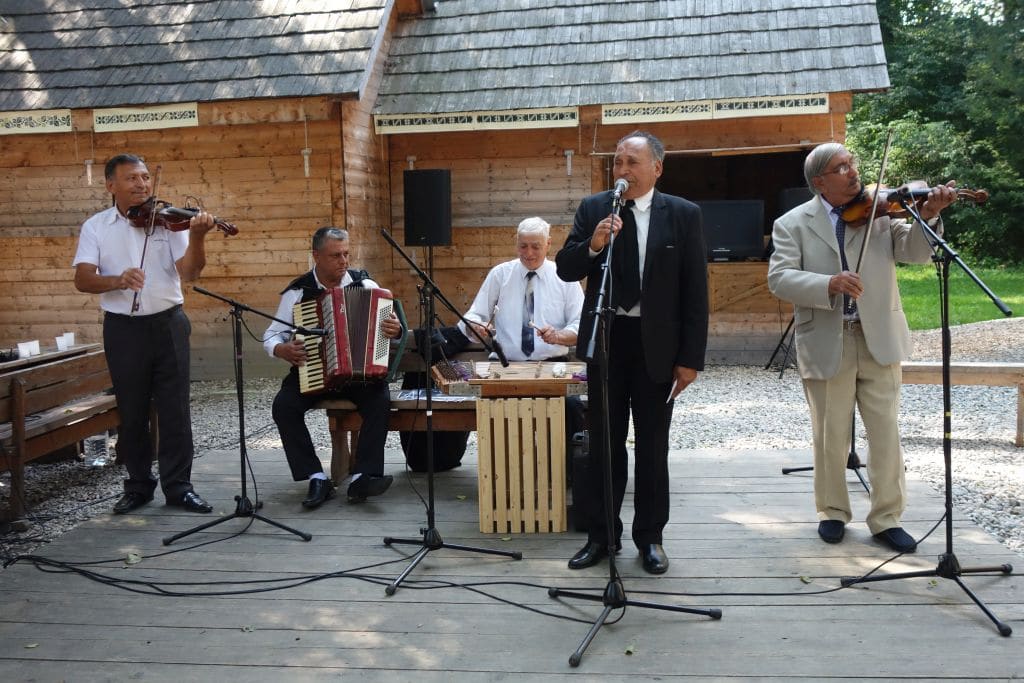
[72,153,217,515]
[264,227,403,508]
[768,142,957,553]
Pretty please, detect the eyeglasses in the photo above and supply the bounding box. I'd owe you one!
[820,156,859,177]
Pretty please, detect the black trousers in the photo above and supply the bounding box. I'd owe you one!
[585,316,674,548]
[103,305,195,500]
[272,370,390,481]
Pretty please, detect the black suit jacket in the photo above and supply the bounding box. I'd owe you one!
[555,189,709,382]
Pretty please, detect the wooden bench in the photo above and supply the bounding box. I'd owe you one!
[315,393,477,482]
[901,361,1024,447]
[0,348,120,520]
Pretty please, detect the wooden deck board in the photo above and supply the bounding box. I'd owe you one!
[1,445,1021,680]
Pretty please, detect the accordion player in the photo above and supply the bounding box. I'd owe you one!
[292,286,400,394]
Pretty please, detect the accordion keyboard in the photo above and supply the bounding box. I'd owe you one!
[293,298,325,394]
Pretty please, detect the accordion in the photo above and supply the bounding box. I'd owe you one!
[293,286,397,395]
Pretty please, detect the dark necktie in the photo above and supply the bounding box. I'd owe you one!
[613,199,641,310]
[832,208,857,316]
[521,271,536,356]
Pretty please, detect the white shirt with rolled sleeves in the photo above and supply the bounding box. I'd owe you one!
[72,206,188,315]
[458,258,584,361]
[263,270,380,357]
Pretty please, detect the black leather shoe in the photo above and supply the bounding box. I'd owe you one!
[818,520,846,544]
[640,543,669,574]
[302,478,335,509]
[171,491,213,513]
[567,541,621,570]
[113,491,153,515]
[874,527,917,553]
[347,474,393,502]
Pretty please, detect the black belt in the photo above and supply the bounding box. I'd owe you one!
[105,304,183,321]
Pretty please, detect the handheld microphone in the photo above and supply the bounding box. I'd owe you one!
[490,336,510,367]
[612,178,629,201]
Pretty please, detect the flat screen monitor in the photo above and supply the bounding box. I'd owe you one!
[697,199,766,261]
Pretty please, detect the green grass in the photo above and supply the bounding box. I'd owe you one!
[897,264,1023,330]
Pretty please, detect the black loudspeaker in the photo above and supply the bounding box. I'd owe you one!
[778,186,813,215]
[404,169,452,246]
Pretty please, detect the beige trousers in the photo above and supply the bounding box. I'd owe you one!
[802,324,906,534]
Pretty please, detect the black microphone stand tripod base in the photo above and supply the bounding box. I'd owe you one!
[839,204,1012,637]
[163,288,311,546]
[379,234,521,595]
[547,199,721,668]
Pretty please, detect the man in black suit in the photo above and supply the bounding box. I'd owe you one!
[556,131,708,574]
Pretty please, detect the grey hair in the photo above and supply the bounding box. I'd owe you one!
[312,226,349,251]
[618,130,665,163]
[803,143,846,194]
[516,216,550,239]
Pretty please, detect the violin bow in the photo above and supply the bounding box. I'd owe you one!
[130,164,162,315]
[852,128,893,274]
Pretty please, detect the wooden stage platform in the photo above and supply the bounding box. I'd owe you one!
[1,445,1021,680]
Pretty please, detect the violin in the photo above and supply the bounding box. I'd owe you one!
[126,197,238,236]
[839,181,989,227]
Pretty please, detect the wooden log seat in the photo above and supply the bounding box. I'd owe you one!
[901,361,1024,447]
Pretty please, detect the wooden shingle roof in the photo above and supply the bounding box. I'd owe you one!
[0,0,390,111]
[374,0,890,115]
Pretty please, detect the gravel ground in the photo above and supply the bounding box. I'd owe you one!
[3,318,1022,562]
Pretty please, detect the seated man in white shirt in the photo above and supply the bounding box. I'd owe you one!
[459,216,587,445]
[460,216,584,363]
[263,227,402,508]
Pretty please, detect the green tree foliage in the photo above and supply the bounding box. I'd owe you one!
[847,1,1024,263]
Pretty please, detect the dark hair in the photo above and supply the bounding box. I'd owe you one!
[618,130,665,162]
[312,226,349,251]
[104,154,145,180]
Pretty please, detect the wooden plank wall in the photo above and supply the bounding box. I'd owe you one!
[0,88,849,378]
[0,96,382,380]
[383,100,846,357]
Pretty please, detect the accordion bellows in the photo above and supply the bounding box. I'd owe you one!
[293,287,395,394]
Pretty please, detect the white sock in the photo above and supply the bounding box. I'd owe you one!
[309,472,327,481]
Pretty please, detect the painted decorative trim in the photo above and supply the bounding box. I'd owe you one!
[375,107,578,134]
[602,94,830,124]
[0,109,73,135]
[712,94,829,119]
[93,103,199,132]
[602,101,713,123]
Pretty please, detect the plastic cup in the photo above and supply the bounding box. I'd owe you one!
[29,340,40,355]
[17,342,32,358]
[56,335,69,351]
[475,362,491,378]
[62,332,75,347]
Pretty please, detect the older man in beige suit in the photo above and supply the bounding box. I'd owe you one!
[768,142,956,553]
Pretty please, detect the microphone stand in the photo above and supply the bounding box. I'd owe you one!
[547,195,721,667]
[378,229,520,596]
[840,199,1013,636]
[162,286,312,545]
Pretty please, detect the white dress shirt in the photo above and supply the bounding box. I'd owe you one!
[72,205,189,315]
[459,258,584,361]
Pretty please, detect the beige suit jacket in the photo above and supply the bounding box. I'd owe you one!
[767,197,939,380]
